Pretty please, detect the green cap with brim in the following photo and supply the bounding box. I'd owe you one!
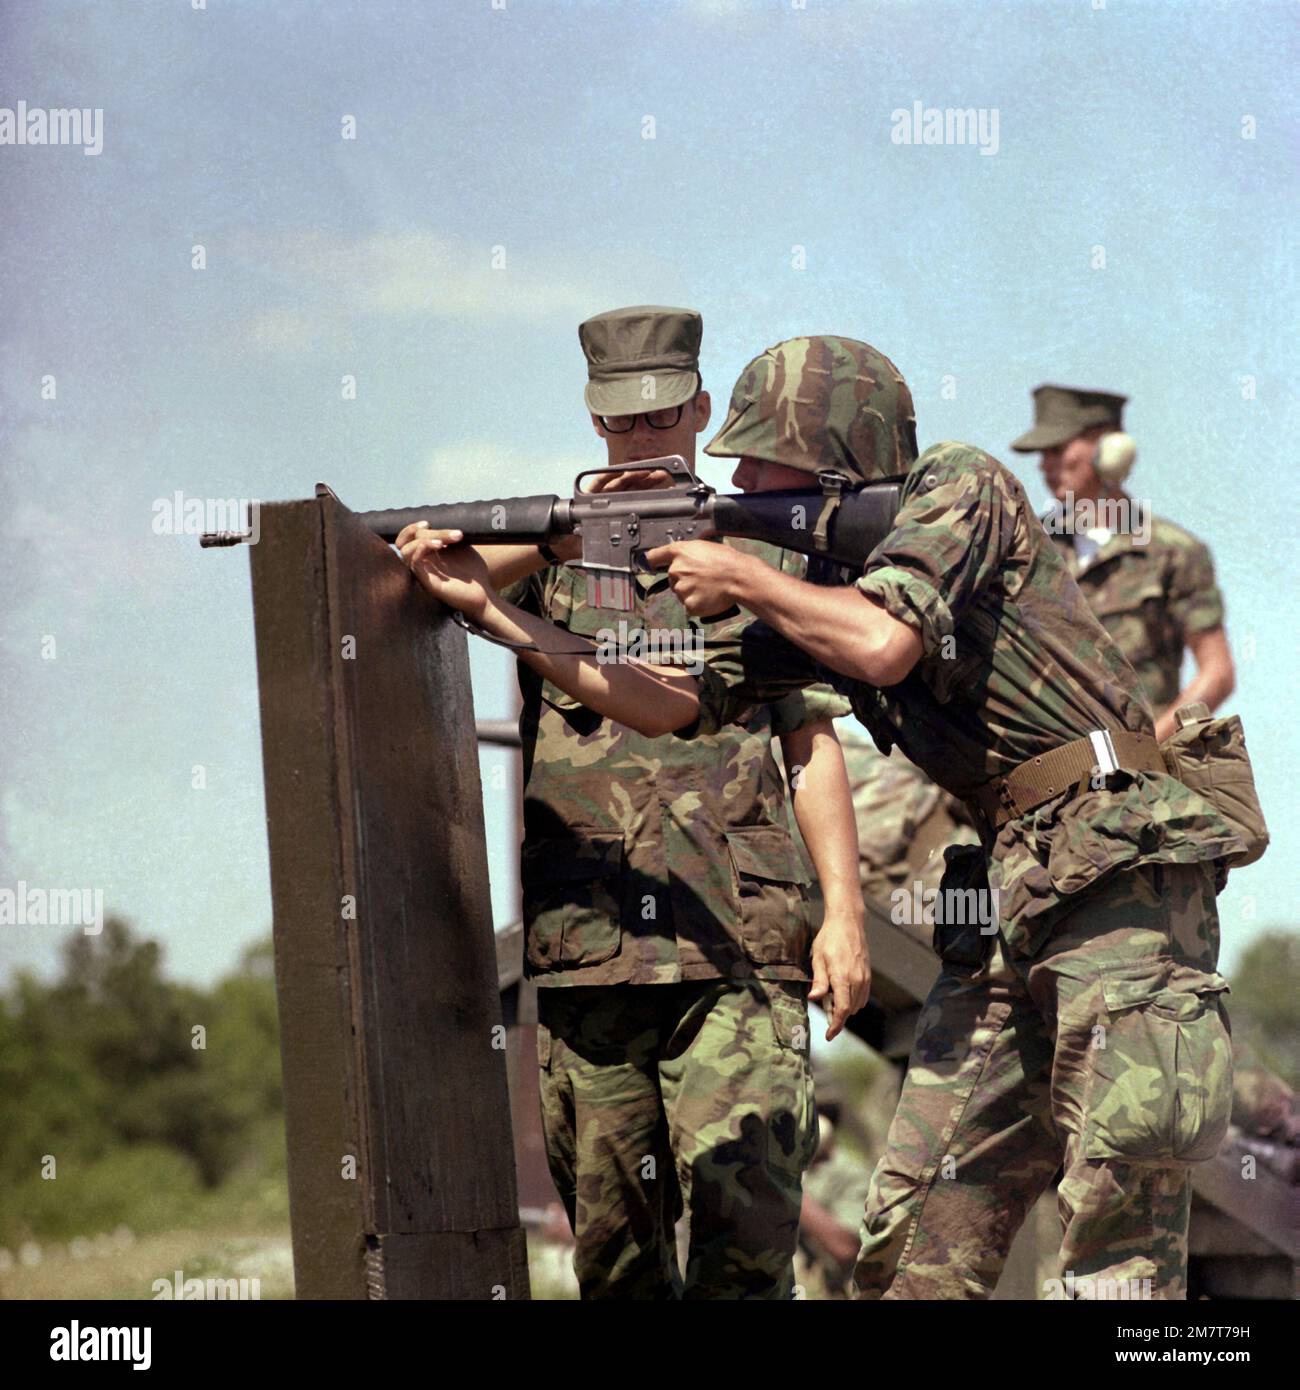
[1010,383,1127,452]
[579,305,702,416]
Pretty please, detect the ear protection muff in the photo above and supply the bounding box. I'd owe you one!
[1093,431,1137,485]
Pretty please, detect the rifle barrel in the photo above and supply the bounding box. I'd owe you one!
[358,494,569,544]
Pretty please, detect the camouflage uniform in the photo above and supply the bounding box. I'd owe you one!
[688,337,1244,1298]
[1044,493,1299,1147]
[535,977,815,1299]
[854,860,1226,1298]
[506,543,848,1299]
[1046,509,1225,715]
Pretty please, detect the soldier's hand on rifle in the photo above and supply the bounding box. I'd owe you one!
[646,539,754,616]
[397,522,494,621]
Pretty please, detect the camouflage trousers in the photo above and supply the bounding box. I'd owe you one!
[855,861,1232,1300]
[537,979,816,1300]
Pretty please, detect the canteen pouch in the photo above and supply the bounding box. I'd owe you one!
[1160,703,1269,869]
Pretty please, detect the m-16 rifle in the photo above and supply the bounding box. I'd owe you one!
[201,455,902,612]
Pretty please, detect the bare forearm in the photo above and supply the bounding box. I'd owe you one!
[784,718,871,1036]
[731,556,920,687]
[471,543,551,590]
[1183,649,1236,712]
[781,723,864,924]
[799,1193,861,1269]
[1154,629,1235,741]
[474,593,701,736]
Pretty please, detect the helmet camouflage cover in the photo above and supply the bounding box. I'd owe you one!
[704,335,918,483]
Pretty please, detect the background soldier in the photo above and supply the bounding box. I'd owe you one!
[405,334,1248,1299]
[399,306,869,1299]
[1012,382,1294,1157]
[1010,384,1234,743]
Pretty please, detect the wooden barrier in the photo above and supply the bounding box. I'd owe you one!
[248,489,529,1299]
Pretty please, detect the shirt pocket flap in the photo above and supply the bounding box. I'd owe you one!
[726,825,810,886]
[1166,966,1230,999]
[540,681,586,715]
[522,833,624,884]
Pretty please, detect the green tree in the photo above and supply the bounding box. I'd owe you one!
[1228,929,1300,1087]
[0,918,285,1243]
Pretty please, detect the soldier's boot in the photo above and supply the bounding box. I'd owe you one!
[537,986,684,1299]
[853,947,1061,1299]
[658,980,818,1300]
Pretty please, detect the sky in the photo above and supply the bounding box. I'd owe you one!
[1,0,1296,989]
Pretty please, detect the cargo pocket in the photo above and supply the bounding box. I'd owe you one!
[762,982,818,1175]
[726,825,812,966]
[521,833,624,971]
[767,982,812,1055]
[1083,964,1232,1166]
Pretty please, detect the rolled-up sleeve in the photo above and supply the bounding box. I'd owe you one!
[853,444,1015,651]
[769,683,853,736]
[686,446,1019,736]
[855,565,954,657]
[1168,538,1225,638]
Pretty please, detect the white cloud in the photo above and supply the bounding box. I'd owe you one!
[244,307,351,355]
[232,230,614,339]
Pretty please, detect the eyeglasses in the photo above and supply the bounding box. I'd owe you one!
[598,378,700,433]
[599,402,687,433]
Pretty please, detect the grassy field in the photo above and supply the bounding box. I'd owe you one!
[0,1227,295,1301]
[0,1222,589,1301]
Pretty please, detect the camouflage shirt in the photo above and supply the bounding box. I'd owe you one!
[507,541,851,987]
[688,443,1244,957]
[1047,508,1225,714]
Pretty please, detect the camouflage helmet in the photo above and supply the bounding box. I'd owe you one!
[703,335,918,483]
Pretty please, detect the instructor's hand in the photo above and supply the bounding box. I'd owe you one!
[810,912,871,1041]
[582,466,676,493]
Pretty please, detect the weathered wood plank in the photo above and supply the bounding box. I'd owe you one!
[251,500,368,1298]
[249,493,528,1299]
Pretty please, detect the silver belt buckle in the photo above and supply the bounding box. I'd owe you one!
[1088,729,1120,776]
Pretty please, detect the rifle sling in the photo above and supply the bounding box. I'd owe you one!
[811,472,847,553]
[451,609,708,666]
